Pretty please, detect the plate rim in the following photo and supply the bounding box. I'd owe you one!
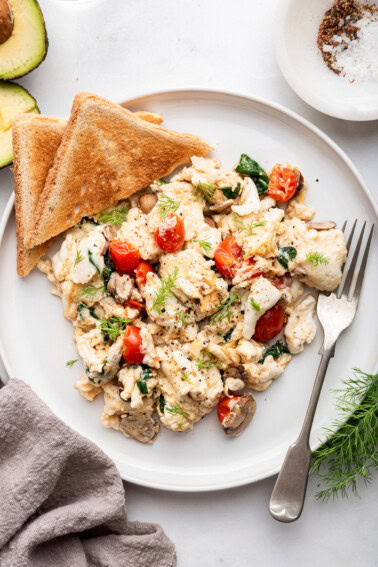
[273,0,378,121]
[0,87,377,492]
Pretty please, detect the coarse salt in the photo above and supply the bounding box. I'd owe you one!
[325,10,378,81]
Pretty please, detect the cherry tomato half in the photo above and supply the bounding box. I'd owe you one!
[155,213,185,253]
[123,325,144,365]
[268,164,298,202]
[217,396,240,425]
[214,236,243,280]
[127,299,146,312]
[136,260,154,288]
[253,304,285,343]
[109,240,141,274]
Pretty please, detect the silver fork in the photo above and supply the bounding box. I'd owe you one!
[269,220,374,523]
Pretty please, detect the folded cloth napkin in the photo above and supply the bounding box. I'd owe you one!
[0,378,176,567]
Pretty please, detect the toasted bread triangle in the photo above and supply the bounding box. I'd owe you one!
[13,114,66,277]
[27,92,214,248]
[13,109,167,276]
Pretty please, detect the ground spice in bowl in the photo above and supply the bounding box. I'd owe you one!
[318,1,378,81]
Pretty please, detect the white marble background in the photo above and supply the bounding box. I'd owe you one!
[0,1,377,565]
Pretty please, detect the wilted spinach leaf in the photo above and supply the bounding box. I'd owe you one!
[221,183,241,200]
[258,341,290,364]
[137,367,154,394]
[277,246,297,270]
[236,154,269,195]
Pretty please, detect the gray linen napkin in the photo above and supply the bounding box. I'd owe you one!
[0,378,176,567]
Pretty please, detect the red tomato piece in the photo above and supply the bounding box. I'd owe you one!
[217,396,240,425]
[214,236,243,279]
[123,326,144,365]
[155,213,185,253]
[135,260,154,288]
[268,164,298,202]
[127,299,146,312]
[109,240,140,274]
[253,304,285,342]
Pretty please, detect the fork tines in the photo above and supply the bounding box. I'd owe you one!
[336,220,374,302]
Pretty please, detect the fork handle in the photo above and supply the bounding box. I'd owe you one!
[269,353,332,522]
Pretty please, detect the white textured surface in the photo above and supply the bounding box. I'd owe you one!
[0,0,377,565]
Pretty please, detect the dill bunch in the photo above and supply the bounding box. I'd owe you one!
[311,368,378,501]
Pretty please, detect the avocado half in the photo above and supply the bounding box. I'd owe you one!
[0,0,48,80]
[0,81,40,168]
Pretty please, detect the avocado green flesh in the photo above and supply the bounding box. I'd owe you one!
[0,0,47,80]
[0,82,39,169]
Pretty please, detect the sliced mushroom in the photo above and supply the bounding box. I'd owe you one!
[294,169,304,191]
[204,217,216,228]
[209,199,234,213]
[120,413,159,443]
[308,221,336,231]
[139,193,158,214]
[222,394,256,437]
[107,272,133,303]
[224,363,247,380]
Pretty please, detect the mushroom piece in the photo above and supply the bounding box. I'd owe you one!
[204,216,216,228]
[308,221,336,231]
[139,193,158,214]
[294,169,304,192]
[208,199,234,213]
[221,393,257,437]
[107,272,133,303]
[120,413,159,443]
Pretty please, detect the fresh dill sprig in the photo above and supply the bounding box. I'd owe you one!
[157,193,180,218]
[100,315,128,342]
[250,297,261,312]
[181,372,192,383]
[311,368,378,501]
[306,252,330,266]
[232,213,266,235]
[176,308,190,326]
[196,349,223,370]
[151,268,179,314]
[194,238,212,254]
[74,250,84,266]
[98,206,127,225]
[165,403,189,426]
[192,181,215,202]
[66,359,78,368]
[79,283,106,298]
[210,294,240,324]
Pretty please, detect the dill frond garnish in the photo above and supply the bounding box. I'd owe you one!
[157,193,180,219]
[74,250,84,266]
[176,309,190,326]
[66,359,78,367]
[79,283,106,298]
[306,252,330,266]
[100,315,128,342]
[181,372,192,383]
[151,268,179,314]
[192,181,215,202]
[250,297,261,312]
[210,294,240,324]
[232,213,266,235]
[98,206,127,225]
[311,369,378,501]
[165,403,189,426]
[194,238,212,254]
[196,349,223,370]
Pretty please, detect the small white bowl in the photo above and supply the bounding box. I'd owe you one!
[274,0,378,121]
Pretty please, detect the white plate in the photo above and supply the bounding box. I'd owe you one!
[0,89,377,492]
[274,0,378,121]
